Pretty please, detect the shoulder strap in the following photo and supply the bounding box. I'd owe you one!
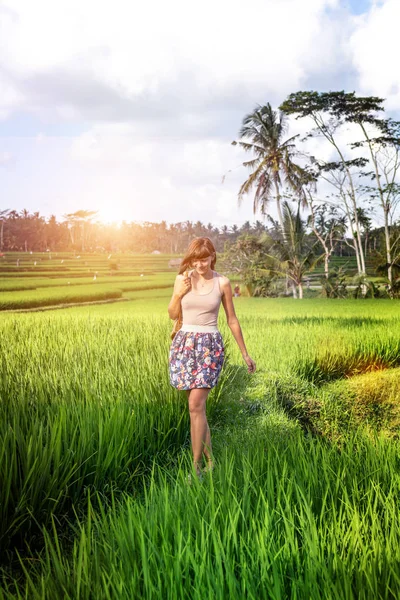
[214,271,222,295]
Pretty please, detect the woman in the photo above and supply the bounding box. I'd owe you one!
[168,237,256,481]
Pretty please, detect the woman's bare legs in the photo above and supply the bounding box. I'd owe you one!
[186,389,214,476]
[204,423,213,468]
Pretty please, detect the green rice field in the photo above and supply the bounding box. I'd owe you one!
[0,252,399,599]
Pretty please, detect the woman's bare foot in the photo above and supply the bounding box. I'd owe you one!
[194,462,202,477]
[202,460,214,473]
[188,465,203,485]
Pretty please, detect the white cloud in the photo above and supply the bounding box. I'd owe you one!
[0,0,343,124]
[350,0,400,110]
[0,150,14,166]
[1,0,398,228]
[0,72,24,119]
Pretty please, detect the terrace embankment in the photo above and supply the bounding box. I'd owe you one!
[272,367,400,443]
[1,297,130,312]
[220,307,400,444]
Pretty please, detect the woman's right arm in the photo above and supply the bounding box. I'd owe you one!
[168,273,191,319]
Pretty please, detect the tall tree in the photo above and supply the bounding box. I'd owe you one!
[18,209,40,252]
[0,209,10,251]
[352,118,400,291]
[232,103,307,232]
[222,233,276,296]
[309,160,366,274]
[280,91,387,276]
[266,200,322,298]
[46,214,64,250]
[304,192,347,279]
[63,210,98,251]
[230,224,239,241]
[353,206,373,260]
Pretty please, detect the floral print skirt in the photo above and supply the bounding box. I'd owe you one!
[169,330,225,390]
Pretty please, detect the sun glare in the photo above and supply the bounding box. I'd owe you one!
[96,206,131,226]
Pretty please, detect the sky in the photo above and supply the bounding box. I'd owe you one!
[0,0,399,228]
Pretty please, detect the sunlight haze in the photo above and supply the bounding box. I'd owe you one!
[0,0,399,227]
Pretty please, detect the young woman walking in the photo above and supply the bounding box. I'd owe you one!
[168,237,256,480]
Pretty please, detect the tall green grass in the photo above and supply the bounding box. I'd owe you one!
[1,298,400,597]
[3,427,400,599]
[0,315,240,564]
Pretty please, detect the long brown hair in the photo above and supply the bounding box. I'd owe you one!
[179,237,217,274]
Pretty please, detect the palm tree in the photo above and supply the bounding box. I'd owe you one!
[194,221,205,238]
[240,220,252,234]
[233,103,307,233]
[220,225,229,249]
[184,220,195,245]
[266,200,322,298]
[63,210,98,251]
[0,209,10,251]
[230,224,239,242]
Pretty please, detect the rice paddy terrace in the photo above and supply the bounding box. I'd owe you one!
[0,251,399,599]
[0,251,177,310]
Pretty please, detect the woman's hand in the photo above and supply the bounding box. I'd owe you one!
[175,271,191,298]
[243,354,256,373]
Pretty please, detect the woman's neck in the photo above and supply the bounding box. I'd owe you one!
[192,268,213,283]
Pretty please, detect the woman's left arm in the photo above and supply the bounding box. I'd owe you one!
[220,276,256,374]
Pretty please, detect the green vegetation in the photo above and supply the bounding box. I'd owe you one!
[228,93,400,297]
[0,254,176,309]
[0,252,177,275]
[0,290,399,597]
[3,431,399,599]
[0,284,124,310]
[0,274,173,292]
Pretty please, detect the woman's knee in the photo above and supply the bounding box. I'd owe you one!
[188,399,205,416]
[188,389,209,415]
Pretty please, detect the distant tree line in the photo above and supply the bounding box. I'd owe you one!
[0,210,266,253]
[0,207,392,260]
